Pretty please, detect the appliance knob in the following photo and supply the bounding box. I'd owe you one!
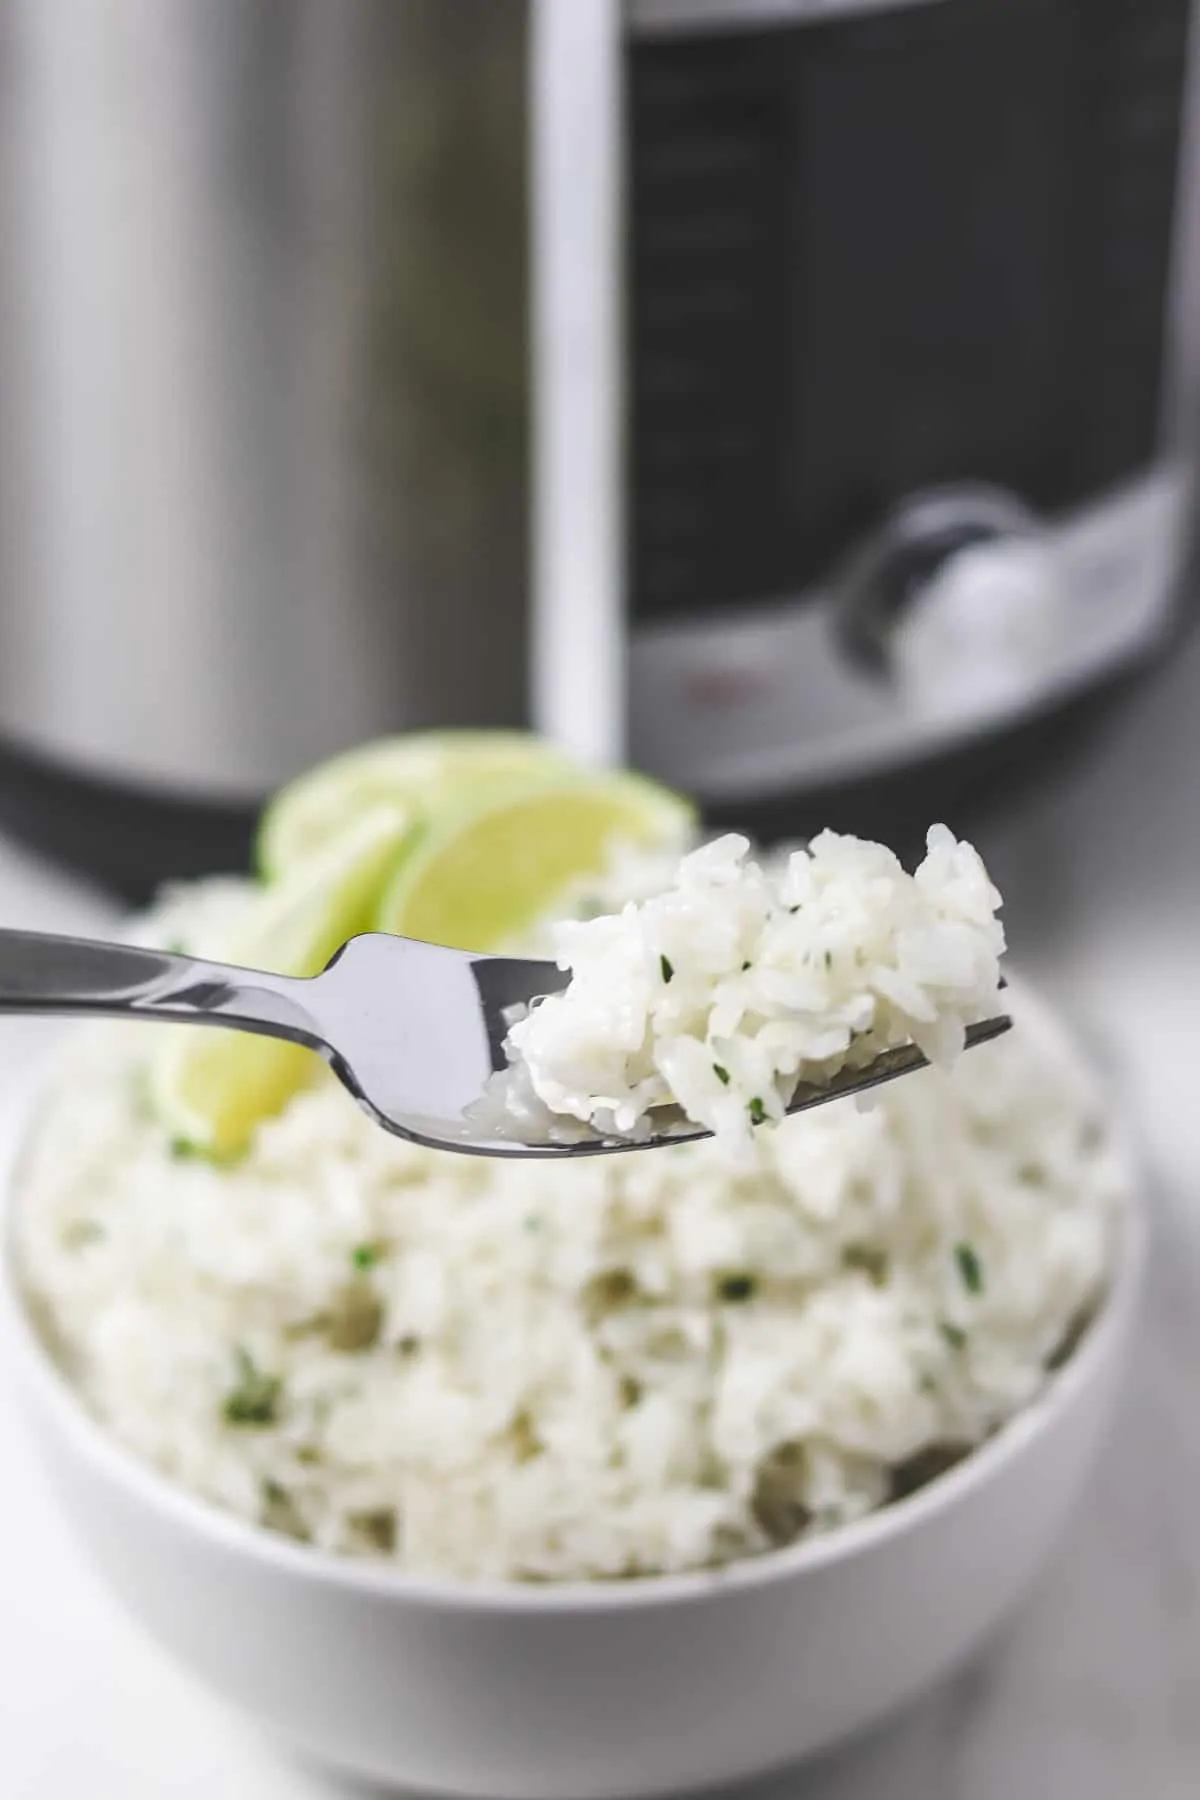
[834,484,1068,724]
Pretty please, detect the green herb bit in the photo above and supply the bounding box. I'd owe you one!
[351,1242,383,1272]
[396,1334,421,1358]
[327,1281,384,1354]
[583,1267,637,1315]
[223,1349,282,1427]
[349,1506,398,1553]
[788,904,801,915]
[713,1063,731,1086]
[747,1096,767,1126]
[510,1409,543,1465]
[954,1242,984,1296]
[717,1273,756,1303]
[659,954,674,984]
[843,1243,888,1286]
[619,1374,643,1409]
[741,959,752,972]
[823,950,832,970]
[170,1137,200,1161]
[261,1478,309,1542]
[939,1321,968,1352]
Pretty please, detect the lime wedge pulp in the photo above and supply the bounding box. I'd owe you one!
[376,773,695,953]
[257,731,575,878]
[152,806,416,1158]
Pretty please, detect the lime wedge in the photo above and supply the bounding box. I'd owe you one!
[152,807,415,1158]
[257,731,575,877]
[376,773,695,952]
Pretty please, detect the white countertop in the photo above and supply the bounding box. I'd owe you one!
[0,661,1198,1798]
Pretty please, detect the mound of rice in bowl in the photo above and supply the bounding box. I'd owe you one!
[13,867,1128,1585]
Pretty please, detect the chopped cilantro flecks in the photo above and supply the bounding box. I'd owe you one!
[170,1137,200,1161]
[718,1273,756,1303]
[351,1242,382,1272]
[619,1374,643,1409]
[939,1321,968,1351]
[327,1281,384,1353]
[397,1334,421,1358]
[823,950,832,970]
[713,1063,731,1086]
[788,904,801,915]
[748,1096,767,1126]
[741,959,752,972]
[261,1478,309,1541]
[585,1267,637,1312]
[223,1349,282,1427]
[659,954,674,984]
[843,1243,888,1286]
[349,1506,397,1553]
[509,1409,543,1465]
[954,1242,984,1295]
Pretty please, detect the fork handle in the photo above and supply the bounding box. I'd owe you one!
[0,929,322,1047]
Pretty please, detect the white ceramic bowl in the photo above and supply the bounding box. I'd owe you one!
[0,1067,1144,1800]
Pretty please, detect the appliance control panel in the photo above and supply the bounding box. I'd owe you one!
[626,0,1194,626]
[629,466,1189,797]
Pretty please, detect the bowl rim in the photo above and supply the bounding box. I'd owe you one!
[0,1007,1147,1618]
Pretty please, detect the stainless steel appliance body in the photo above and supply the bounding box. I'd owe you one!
[0,0,1197,889]
[0,0,533,799]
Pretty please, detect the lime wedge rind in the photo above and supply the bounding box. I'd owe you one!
[156,730,695,1156]
[257,731,574,878]
[151,806,416,1158]
[376,773,696,954]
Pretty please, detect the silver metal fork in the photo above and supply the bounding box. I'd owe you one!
[0,929,1012,1157]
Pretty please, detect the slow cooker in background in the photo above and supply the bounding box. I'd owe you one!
[0,0,1197,898]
